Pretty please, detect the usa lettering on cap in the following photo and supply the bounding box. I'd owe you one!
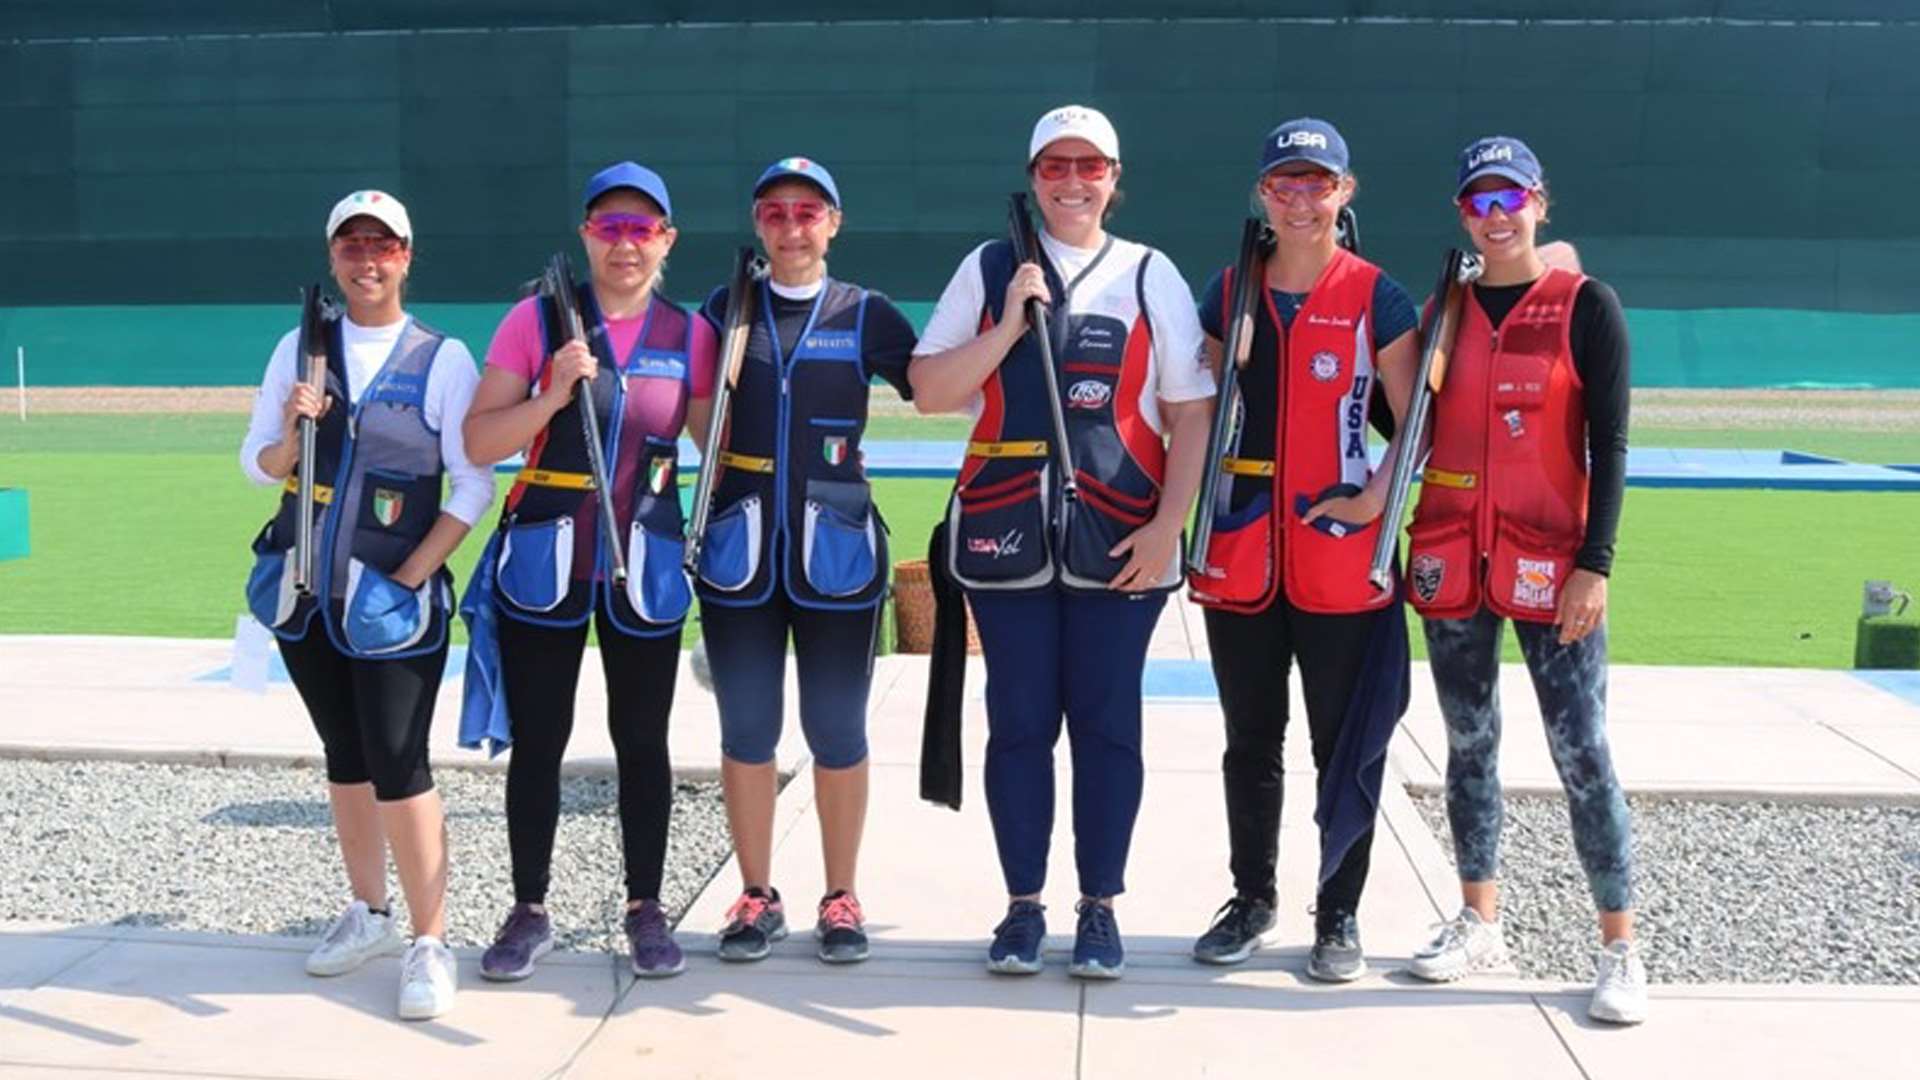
[1468,144,1514,169]
[1278,131,1330,150]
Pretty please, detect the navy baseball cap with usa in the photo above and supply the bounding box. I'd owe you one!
[1259,118,1350,176]
[1455,136,1543,197]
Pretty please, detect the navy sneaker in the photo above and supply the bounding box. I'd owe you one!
[1193,894,1277,965]
[717,887,787,962]
[1306,909,1366,983]
[814,891,870,965]
[1069,899,1124,980]
[986,900,1047,975]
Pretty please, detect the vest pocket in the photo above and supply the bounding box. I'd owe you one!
[497,515,574,613]
[949,466,1051,587]
[1487,511,1574,621]
[342,557,433,655]
[1062,472,1154,587]
[245,525,301,630]
[697,494,763,592]
[351,468,438,575]
[801,479,878,598]
[1189,491,1274,605]
[624,521,693,623]
[1492,352,1553,411]
[1406,515,1478,617]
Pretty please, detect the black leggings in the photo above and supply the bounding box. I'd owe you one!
[279,627,446,802]
[498,608,679,904]
[1204,598,1378,914]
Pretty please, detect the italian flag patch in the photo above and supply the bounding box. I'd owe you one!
[822,435,848,466]
[371,487,404,528]
[648,455,673,494]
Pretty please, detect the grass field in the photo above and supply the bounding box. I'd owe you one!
[2,409,1916,668]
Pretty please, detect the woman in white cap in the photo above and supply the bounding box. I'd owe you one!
[1184,118,1421,983]
[1400,135,1645,1025]
[462,162,717,981]
[240,190,492,1019]
[909,106,1213,979]
[690,156,919,966]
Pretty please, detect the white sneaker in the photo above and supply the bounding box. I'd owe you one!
[1588,939,1648,1025]
[397,936,458,1021]
[1407,905,1510,982]
[305,900,405,977]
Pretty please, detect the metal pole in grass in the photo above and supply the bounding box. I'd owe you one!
[14,346,23,421]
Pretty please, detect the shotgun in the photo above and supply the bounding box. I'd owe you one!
[542,252,628,586]
[291,284,332,596]
[1006,193,1078,503]
[684,247,768,576]
[1186,218,1272,577]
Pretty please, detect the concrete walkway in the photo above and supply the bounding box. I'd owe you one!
[2,620,1918,1077]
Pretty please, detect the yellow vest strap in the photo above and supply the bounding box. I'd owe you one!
[718,451,776,474]
[514,468,597,491]
[1220,457,1276,477]
[965,440,1050,459]
[1421,467,1479,490]
[281,477,335,504]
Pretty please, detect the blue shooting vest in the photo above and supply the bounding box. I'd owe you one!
[694,278,887,611]
[246,316,453,660]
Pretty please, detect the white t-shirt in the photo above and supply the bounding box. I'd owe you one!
[913,231,1215,428]
[239,314,494,527]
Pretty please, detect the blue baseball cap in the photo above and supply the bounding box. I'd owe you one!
[753,156,841,209]
[582,161,672,218]
[1259,118,1349,177]
[1456,136,1543,197]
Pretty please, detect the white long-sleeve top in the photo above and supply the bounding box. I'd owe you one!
[238,314,494,527]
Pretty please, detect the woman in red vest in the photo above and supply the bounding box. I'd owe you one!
[1400,136,1645,1025]
[1186,119,1420,982]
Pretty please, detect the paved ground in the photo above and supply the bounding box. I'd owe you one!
[3,612,1919,1078]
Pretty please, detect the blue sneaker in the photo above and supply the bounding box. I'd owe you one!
[986,900,1046,975]
[1069,899,1124,980]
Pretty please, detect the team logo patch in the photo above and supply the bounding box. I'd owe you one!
[371,488,404,528]
[1067,379,1112,410]
[822,436,849,466]
[1503,408,1526,438]
[966,529,1024,559]
[1411,553,1446,604]
[648,456,673,495]
[1309,351,1340,382]
[1512,557,1557,609]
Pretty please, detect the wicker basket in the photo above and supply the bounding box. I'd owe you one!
[892,559,981,655]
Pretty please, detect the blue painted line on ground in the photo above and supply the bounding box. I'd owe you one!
[1853,670,1920,709]
[1141,659,1218,701]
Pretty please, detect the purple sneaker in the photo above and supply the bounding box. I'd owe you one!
[625,900,685,978]
[480,902,552,982]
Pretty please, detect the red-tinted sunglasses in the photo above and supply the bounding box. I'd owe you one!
[1032,155,1114,182]
[584,212,669,245]
[753,198,831,227]
[1458,187,1533,218]
[331,235,407,262]
[1259,172,1340,202]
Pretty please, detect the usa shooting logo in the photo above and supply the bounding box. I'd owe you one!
[1067,379,1112,410]
[1309,351,1340,382]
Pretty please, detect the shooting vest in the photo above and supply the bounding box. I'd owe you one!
[245,315,454,659]
[1408,269,1589,623]
[693,278,889,611]
[1188,247,1393,615]
[490,287,695,638]
[942,236,1179,595]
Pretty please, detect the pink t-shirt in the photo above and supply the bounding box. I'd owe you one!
[486,295,718,580]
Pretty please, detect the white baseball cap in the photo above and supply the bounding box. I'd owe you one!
[325,190,412,242]
[1027,105,1120,163]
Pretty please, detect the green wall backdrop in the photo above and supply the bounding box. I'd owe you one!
[4,3,1917,386]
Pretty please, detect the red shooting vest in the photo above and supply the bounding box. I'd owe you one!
[1407,268,1588,623]
[1189,248,1392,615]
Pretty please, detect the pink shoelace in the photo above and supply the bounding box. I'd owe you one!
[725,892,774,929]
[819,892,864,931]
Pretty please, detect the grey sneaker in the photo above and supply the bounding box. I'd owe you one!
[717,887,787,962]
[1588,939,1649,1025]
[625,900,686,978]
[479,903,553,982]
[814,891,870,964]
[305,899,404,977]
[1193,895,1277,965]
[1305,909,1365,983]
[1408,905,1510,982]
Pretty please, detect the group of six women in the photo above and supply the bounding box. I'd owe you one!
[241,105,1645,1027]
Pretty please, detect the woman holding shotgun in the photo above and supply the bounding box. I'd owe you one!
[691,156,918,965]
[240,190,491,1019]
[910,106,1212,979]
[1400,136,1645,1025]
[1184,119,1420,982]
[463,162,718,981]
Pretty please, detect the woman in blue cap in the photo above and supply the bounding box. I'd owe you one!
[241,190,492,1019]
[1184,118,1420,982]
[463,161,718,981]
[1400,135,1645,1025]
[692,156,919,965]
[910,105,1214,979]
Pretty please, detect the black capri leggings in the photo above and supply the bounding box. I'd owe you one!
[279,626,447,801]
[498,608,680,904]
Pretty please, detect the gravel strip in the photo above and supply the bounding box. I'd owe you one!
[1410,792,1920,985]
[0,760,735,955]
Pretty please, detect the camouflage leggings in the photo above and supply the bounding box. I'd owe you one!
[1423,608,1634,912]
